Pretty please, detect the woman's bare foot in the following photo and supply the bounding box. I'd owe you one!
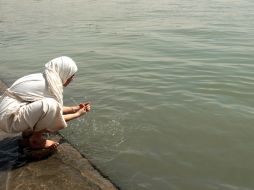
[29,133,59,149]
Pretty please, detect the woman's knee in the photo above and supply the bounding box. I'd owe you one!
[33,98,63,132]
[12,98,59,132]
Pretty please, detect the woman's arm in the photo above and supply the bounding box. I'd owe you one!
[63,108,87,122]
[63,106,79,114]
[63,103,91,122]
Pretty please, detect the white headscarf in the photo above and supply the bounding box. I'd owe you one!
[44,56,78,106]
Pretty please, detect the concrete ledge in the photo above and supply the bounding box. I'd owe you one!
[0,131,119,190]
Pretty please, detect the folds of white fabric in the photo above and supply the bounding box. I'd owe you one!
[0,97,67,133]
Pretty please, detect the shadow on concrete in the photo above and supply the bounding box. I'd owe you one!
[0,136,28,171]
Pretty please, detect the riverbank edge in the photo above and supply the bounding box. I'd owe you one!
[58,132,122,190]
[0,131,120,190]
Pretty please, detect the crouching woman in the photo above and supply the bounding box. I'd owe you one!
[0,56,91,149]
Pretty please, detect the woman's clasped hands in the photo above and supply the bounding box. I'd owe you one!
[77,102,91,116]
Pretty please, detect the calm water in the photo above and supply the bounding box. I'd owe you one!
[1,0,254,189]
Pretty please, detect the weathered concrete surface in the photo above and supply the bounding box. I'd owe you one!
[0,131,119,190]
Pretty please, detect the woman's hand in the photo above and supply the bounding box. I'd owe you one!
[79,102,91,112]
[63,102,91,122]
[77,102,91,116]
[77,107,86,116]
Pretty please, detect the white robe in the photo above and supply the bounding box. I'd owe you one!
[0,73,67,133]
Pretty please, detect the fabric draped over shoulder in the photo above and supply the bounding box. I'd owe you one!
[3,73,48,103]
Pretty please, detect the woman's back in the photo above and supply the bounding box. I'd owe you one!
[10,73,50,99]
[0,73,52,115]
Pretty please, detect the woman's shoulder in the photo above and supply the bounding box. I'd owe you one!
[12,73,44,86]
[20,73,44,81]
[10,73,47,94]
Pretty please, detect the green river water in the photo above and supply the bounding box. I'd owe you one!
[1,0,254,189]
